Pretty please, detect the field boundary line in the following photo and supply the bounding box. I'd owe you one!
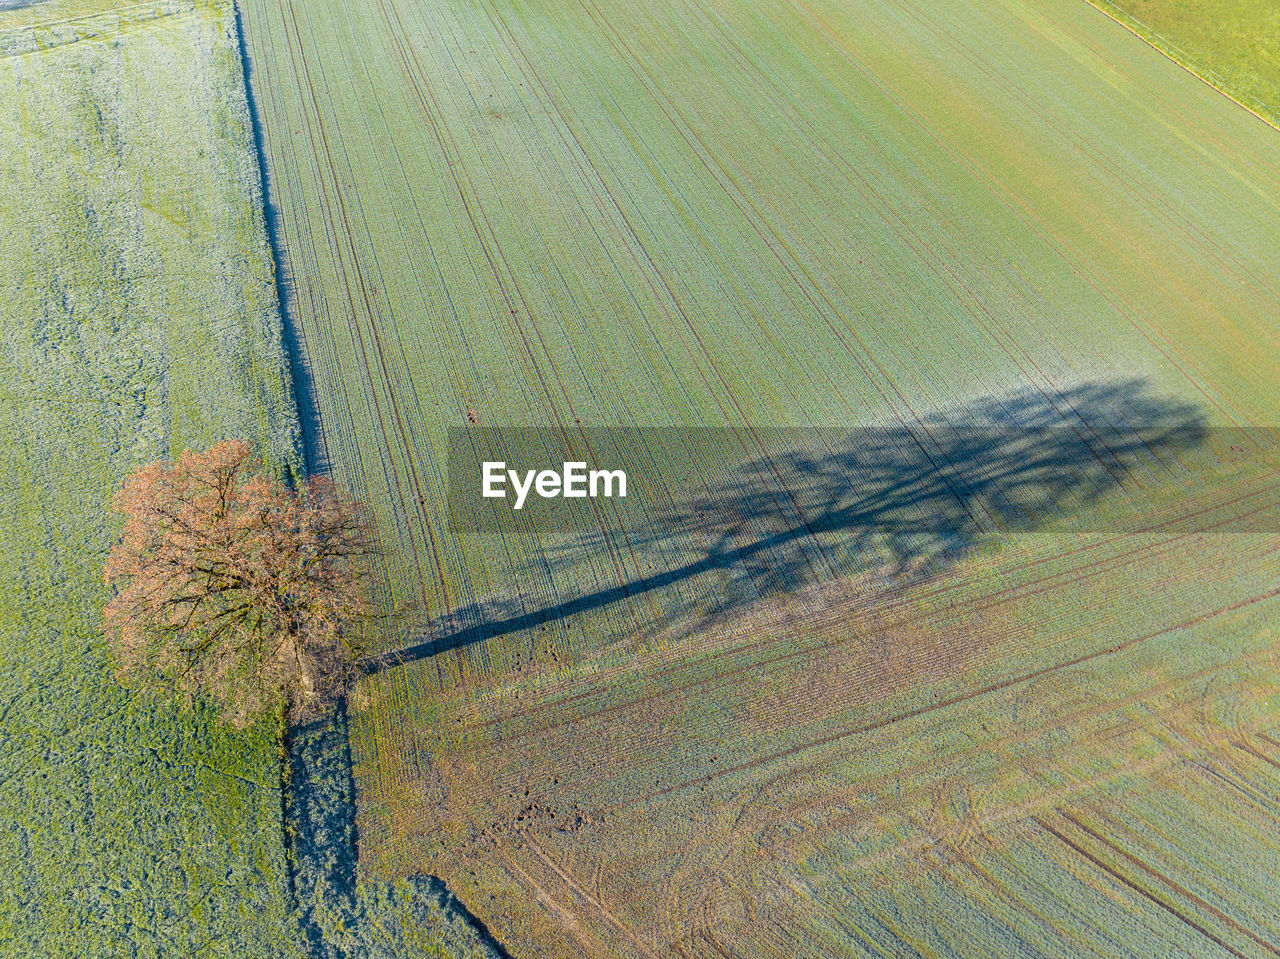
[1080,0,1280,134]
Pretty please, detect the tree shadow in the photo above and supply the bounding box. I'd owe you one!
[284,700,512,958]
[232,1,330,480]
[369,378,1208,674]
[285,701,357,957]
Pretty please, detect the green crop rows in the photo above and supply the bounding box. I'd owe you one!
[236,0,1280,953]
[5,0,1280,953]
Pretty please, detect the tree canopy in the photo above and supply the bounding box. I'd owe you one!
[104,440,375,726]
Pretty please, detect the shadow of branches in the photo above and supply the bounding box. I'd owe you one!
[372,378,1206,672]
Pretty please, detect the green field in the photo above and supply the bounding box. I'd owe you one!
[1087,0,1280,128]
[0,3,515,956]
[19,0,1280,953]
[0,1,302,955]
[233,0,1280,953]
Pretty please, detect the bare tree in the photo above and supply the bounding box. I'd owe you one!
[104,440,376,726]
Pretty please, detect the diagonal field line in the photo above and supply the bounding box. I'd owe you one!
[623,584,1280,808]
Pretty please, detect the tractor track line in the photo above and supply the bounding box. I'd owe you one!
[470,485,1280,737]
[618,583,1280,807]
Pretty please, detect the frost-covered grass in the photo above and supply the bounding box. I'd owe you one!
[0,2,303,955]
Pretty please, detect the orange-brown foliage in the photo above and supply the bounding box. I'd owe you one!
[103,440,375,726]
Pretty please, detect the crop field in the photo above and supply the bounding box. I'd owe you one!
[235,0,1280,954]
[1086,0,1280,128]
[0,0,303,955]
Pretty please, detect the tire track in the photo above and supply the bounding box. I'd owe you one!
[786,0,1249,429]
[469,479,1280,738]
[619,582,1280,808]
[1057,807,1280,957]
[279,0,460,675]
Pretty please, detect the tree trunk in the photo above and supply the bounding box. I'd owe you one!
[298,650,315,702]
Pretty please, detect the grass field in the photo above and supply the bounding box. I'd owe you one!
[1086,0,1280,128]
[234,0,1280,954]
[0,1,304,955]
[0,3,513,956]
